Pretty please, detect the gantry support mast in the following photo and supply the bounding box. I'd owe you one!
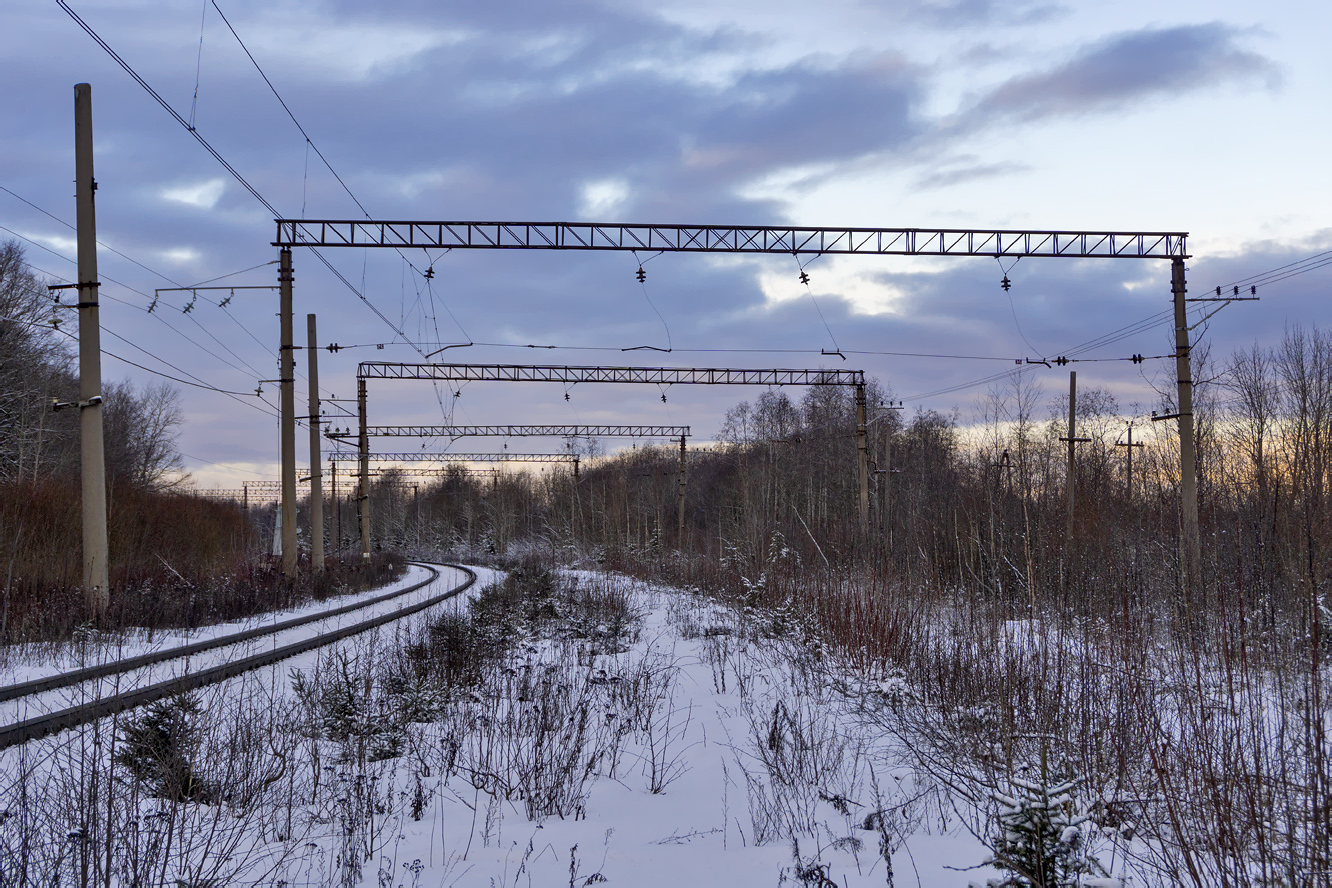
[274,220,1195,575]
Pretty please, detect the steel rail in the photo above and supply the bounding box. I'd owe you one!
[0,564,443,704]
[0,562,476,750]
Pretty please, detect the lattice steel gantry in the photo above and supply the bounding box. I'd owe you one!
[275,220,1186,259]
[353,362,872,552]
[273,217,1198,574]
[326,424,690,439]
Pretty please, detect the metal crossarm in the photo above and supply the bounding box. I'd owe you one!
[327,424,690,439]
[357,363,865,386]
[277,220,1187,259]
[324,451,579,464]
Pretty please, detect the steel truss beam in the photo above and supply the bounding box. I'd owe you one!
[326,463,497,475]
[358,363,865,386]
[326,451,578,464]
[328,424,690,439]
[361,468,500,478]
[276,220,1187,259]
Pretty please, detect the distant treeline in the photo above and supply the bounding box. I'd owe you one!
[360,321,1332,635]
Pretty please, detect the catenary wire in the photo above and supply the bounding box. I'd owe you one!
[58,0,425,361]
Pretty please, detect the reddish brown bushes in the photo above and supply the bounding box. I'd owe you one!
[0,477,403,641]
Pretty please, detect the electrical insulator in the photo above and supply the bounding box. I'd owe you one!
[565,392,570,401]
[661,393,667,403]
[1054,356,1069,366]
[1233,286,1239,296]
[1001,275,1011,291]
[424,267,434,280]
[799,270,810,285]
[1131,354,1144,364]
[1251,285,1257,295]
[636,267,646,283]
[1216,286,1222,296]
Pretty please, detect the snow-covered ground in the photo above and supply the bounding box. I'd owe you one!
[0,564,472,726]
[0,565,1185,886]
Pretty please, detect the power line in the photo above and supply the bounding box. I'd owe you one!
[18,260,280,411]
[0,311,272,404]
[3,185,296,379]
[6,227,272,381]
[58,0,421,359]
[0,184,187,287]
[207,0,461,355]
[334,339,1024,361]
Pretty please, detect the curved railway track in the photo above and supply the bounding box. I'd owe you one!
[0,561,477,751]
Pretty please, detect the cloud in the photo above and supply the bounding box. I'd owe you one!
[903,0,1064,29]
[577,179,631,219]
[964,24,1278,125]
[913,159,1031,190]
[161,179,227,209]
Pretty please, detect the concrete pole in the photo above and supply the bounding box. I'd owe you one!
[74,83,109,617]
[306,314,324,574]
[279,248,297,578]
[677,433,687,540]
[1126,423,1134,500]
[1173,257,1201,579]
[882,414,892,539]
[856,384,869,532]
[1066,371,1077,546]
[1117,422,1143,502]
[358,376,371,561]
[330,460,339,556]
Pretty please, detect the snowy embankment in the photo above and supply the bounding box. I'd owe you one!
[0,565,993,886]
[0,562,442,686]
[3,563,1251,886]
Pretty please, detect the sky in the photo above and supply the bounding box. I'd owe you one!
[2,0,1329,487]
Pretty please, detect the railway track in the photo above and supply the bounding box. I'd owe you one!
[0,561,477,750]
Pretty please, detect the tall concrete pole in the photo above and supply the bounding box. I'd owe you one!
[1066,371,1077,546]
[1126,423,1134,500]
[278,249,297,578]
[1173,257,1201,579]
[677,433,687,539]
[330,460,339,556]
[306,314,324,574]
[358,376,371,561]
[1117,422,1143,502]
[882,413,892,536]
[856,384,869,532]
[74,83,109,616]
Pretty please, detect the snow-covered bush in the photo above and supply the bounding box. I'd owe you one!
[981,762,1110,888]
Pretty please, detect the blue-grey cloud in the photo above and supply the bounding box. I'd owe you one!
[962,24,1277,124]
[901,0,1064,29]
[913,159,1032,190]
[0,1,1316,477]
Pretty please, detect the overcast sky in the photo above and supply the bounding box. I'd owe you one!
[3,0,1329,486]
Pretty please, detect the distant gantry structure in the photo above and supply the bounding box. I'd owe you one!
[269,217,1200,580]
